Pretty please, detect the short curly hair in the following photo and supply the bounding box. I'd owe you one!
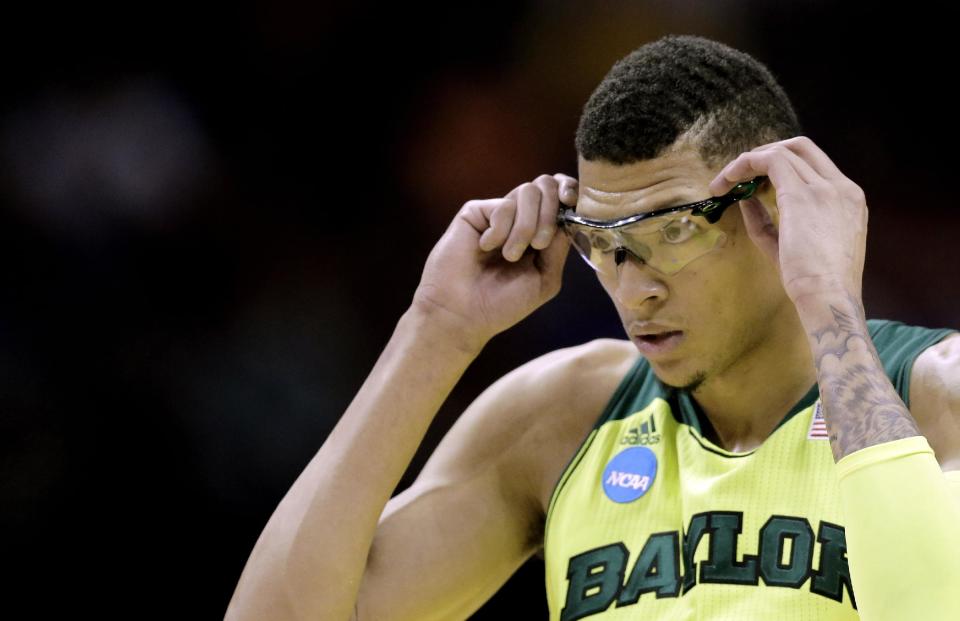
[575,34,802,170]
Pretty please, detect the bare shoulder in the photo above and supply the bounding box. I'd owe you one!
[422,338,638,469]
[419,337,639,528]
[909,332,960,470]
[517,338,640,515]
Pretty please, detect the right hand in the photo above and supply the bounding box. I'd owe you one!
[412,173,579,350]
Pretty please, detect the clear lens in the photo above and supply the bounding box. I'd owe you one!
[564,215,726,276]
[660,216,698,243]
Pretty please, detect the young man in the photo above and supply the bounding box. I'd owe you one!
[227,35,960,620]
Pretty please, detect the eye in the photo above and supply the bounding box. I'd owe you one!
[590,232,615,252]
[660,216,700,244]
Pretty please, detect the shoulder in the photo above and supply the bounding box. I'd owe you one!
[865,318,957,402]
[419,337,640,519]
[912,330,960,379]
[502,338,641,510]
[909,331,960,470]
[424,338,638,472]
[486,337,640,438]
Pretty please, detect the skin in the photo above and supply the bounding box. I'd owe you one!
[226,136,960,621]
[706,135,959,462]
[577,141,819,452]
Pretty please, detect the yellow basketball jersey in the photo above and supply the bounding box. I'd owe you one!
[543,319,956,621]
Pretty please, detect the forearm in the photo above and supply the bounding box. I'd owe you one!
[796,290,918,462]
[227,307,483,621]
[797,291,960,619]
[834,436,960,620]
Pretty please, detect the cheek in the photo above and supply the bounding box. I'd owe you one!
[710,216,781,289]
[597,272,616,298]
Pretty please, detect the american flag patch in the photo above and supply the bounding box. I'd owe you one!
[807,400,829,440]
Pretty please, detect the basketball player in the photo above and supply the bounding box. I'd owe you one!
[226,35,960,620]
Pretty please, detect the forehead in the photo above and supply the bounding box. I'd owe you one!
[576,148,718,220]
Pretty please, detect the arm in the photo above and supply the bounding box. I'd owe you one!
[228,337,628,621]
[796,293,960,620]
[709,136,960,620]
[224,309,483,621]
[353,338,630,621]
[225,173,577,621]
[799,293,926,462]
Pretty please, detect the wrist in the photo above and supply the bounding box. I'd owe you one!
[786,274,859,307]
[402,301,489,358]
[791,289,865,334]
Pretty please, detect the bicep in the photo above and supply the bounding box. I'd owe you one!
[351,340,628,621]
[354,459,538,621]
[354,366,548,621]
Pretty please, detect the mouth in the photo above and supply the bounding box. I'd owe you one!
[637,330,683,343]
[632,330,684,356]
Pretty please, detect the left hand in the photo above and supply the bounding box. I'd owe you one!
[707,135,868,306]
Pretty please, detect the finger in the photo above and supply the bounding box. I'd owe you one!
[553,173,579,206]
[503,183,541,260]
[772,136,845,181]
[531,175,560,249]
[744,142,822,185]
[478,199,517,252]
[459,199,499,234]
[708,148,816,200]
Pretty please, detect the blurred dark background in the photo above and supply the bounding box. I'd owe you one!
[2,1,956,618]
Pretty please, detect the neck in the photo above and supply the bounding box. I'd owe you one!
[690,304,817,453]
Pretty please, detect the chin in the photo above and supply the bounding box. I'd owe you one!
[650,364,707,392]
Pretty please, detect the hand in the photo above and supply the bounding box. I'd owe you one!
[412,173,578,350]
[707,136,868,306]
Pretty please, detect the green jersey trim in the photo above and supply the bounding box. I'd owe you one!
[543,319,956,537]
[543,352,650,552]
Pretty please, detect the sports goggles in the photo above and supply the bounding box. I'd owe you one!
[557,176,767,276]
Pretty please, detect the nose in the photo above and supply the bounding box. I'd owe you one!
[612,254,668,309]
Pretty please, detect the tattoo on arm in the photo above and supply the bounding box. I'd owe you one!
[808,293,920,462]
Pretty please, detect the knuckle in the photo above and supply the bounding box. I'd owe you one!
[491,200,516,223]
[750,140,777,152]
[767,144,791,157]
[554,175,579,195]
[845,182,866,203]
[780,135,807,148]
[512,217,537,236]
[507,182,534,199]
[758,149,781,165]
[533,176,556,194]
[510,220,537,242]
[541,174,559,187]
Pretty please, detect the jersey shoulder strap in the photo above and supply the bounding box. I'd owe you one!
[866,318,957,407]
[591,354,669,429]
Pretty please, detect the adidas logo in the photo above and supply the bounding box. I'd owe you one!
[621,415,661,446]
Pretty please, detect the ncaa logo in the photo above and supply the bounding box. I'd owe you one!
[601,446,658,503]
